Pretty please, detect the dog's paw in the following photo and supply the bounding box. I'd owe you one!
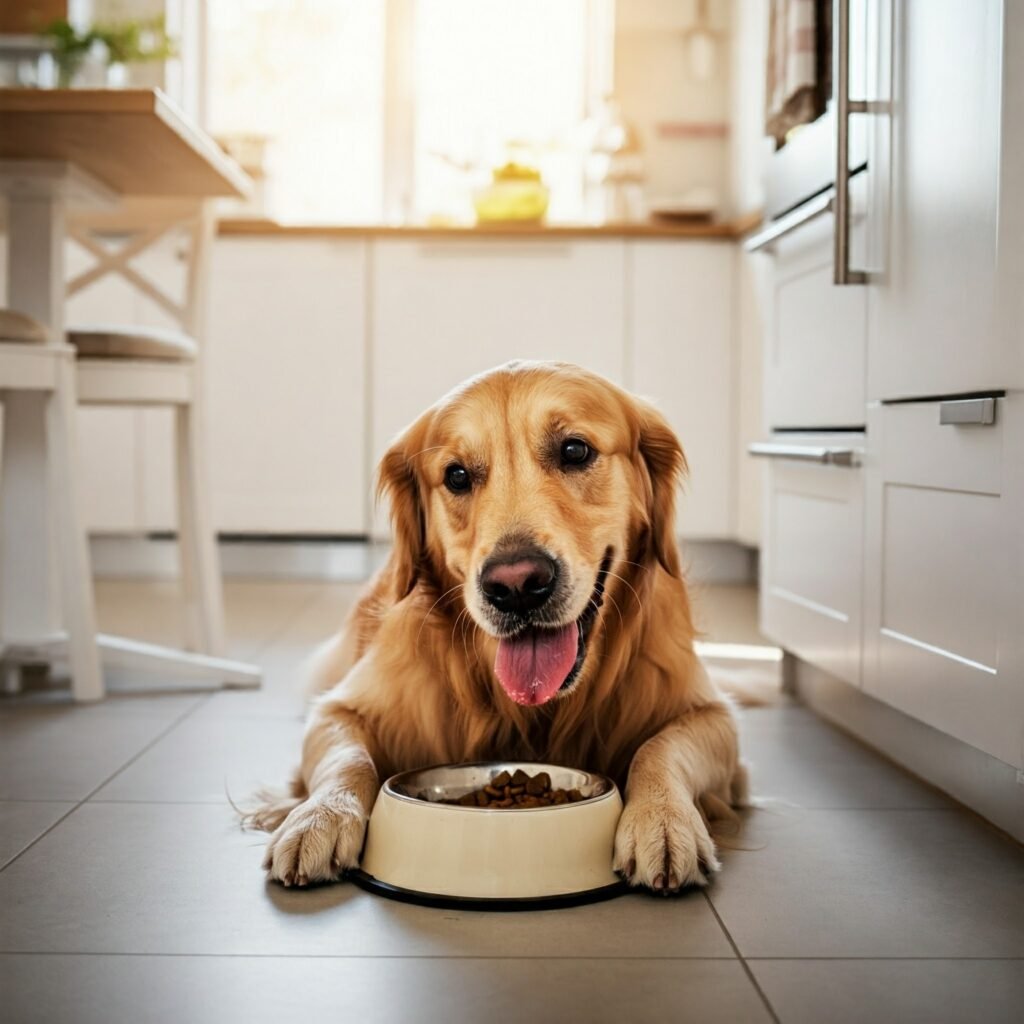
[262,797,366,887]
[613,796,720,894]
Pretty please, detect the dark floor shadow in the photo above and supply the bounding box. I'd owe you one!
[263,876,362,915]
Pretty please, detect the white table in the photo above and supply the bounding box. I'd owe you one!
[0,89,260,698]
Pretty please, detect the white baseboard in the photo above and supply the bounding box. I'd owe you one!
[89,536,387,581]
[89,536,757,585]
[681,540,758,585]
[793,657,1024,844]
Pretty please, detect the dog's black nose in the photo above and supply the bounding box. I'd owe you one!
[481,549,558,615]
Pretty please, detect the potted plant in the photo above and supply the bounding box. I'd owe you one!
[39,18,97,88]
[94,14,176,87]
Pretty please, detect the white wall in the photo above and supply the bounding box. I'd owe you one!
[614,0,732,210]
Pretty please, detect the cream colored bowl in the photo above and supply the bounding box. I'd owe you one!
[354,762,625,908]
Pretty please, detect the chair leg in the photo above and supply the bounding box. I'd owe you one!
[47,358,104,702]
[1,663,24,695]
[174,400,225,656]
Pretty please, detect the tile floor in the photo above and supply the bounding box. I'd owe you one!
[1,580,1022,1024]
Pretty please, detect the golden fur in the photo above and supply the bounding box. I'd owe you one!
[249,361,748,892]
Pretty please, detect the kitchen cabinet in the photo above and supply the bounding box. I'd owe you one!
[629,241,736,538]
[67,236,368,536]
[747,0,1024,837]
[206,238,368,534]
[369,238,627,535]
[862,396,1024,768]
[858,0,1024,767]
[763,174,868,430]
[65,232,746,544]
[866,0,1023,398]
[758,435,865,687]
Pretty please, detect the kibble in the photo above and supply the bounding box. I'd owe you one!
[425,770,589,809]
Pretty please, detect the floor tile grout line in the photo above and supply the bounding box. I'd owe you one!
[0,696,206,875]
[743,956,1024,961]
[756,700,1024,848]
[0,798,954,812]
[0,951,1022,961]
[0,585,330,871]
[0,952,749,961]
[744,805,975,813]
[702,891,781,1024]
[0,798,85,804]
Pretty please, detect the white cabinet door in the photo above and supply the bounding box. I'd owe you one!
[862,395,1024,767]
[763,174,868,430]
[758,435,865,687]
[867,0,1021,398]
[207,238,368,535]
[629,241,735,538]
[370,239,626,532]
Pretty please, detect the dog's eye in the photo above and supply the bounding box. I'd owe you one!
[560,438,591,466]
[444,464,472,493]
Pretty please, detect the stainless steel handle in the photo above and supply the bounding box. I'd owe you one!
[743,190,834,253]
[939,398,996,426]
[835,0,867,285]
[748,442,861,467]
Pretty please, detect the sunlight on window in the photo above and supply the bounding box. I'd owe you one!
[206,0,594,223]
[414,0,589,222]
[207,0,384,223]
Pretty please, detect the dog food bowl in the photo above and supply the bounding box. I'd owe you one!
[351,762,626,910]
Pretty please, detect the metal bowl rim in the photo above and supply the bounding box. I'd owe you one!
[380,760,619,813]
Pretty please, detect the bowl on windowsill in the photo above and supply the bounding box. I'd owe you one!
[350,761,626,910]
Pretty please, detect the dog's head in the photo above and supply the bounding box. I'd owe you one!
[378,361,685,706]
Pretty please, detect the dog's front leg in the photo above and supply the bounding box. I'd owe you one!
[263,703,378,887]
[614,701,739,893]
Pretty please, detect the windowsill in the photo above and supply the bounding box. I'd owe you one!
[215,212,763,241]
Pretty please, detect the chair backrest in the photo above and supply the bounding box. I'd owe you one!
[65,198,212,342]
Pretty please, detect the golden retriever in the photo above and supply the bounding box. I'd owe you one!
[248,361,748,893]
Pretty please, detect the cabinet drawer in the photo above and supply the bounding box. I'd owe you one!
[863,396,1024,767]
[758,434,865,686]
[764,175,868,429]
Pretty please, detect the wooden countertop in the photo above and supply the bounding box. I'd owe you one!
[0,88,252,198]
[217,210,763,241]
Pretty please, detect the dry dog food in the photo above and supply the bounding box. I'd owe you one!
[427,769,588,809]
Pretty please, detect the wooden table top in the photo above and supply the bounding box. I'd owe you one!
[0,88,251,198]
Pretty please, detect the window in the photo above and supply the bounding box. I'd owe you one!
[207,0,385,223]
[206,0,608,224]
[412,0,590,223]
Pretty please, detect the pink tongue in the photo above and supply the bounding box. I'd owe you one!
[495,624,579,706]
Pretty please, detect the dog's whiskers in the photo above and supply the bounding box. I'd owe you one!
[468,615,486,665]
[450,606,469,656]
[459,608,474,667]
[604,568,645,615]
[415,583,465,654]
[593,589,625,633]
[616,557,650,573]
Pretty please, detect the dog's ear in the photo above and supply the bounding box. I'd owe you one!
[636,400,687,578]
[376,424,427,599]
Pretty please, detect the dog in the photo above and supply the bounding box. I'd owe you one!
[247,361,749,893]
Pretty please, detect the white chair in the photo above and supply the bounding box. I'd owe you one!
[0,309,103,700]
[65,199,225,657]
